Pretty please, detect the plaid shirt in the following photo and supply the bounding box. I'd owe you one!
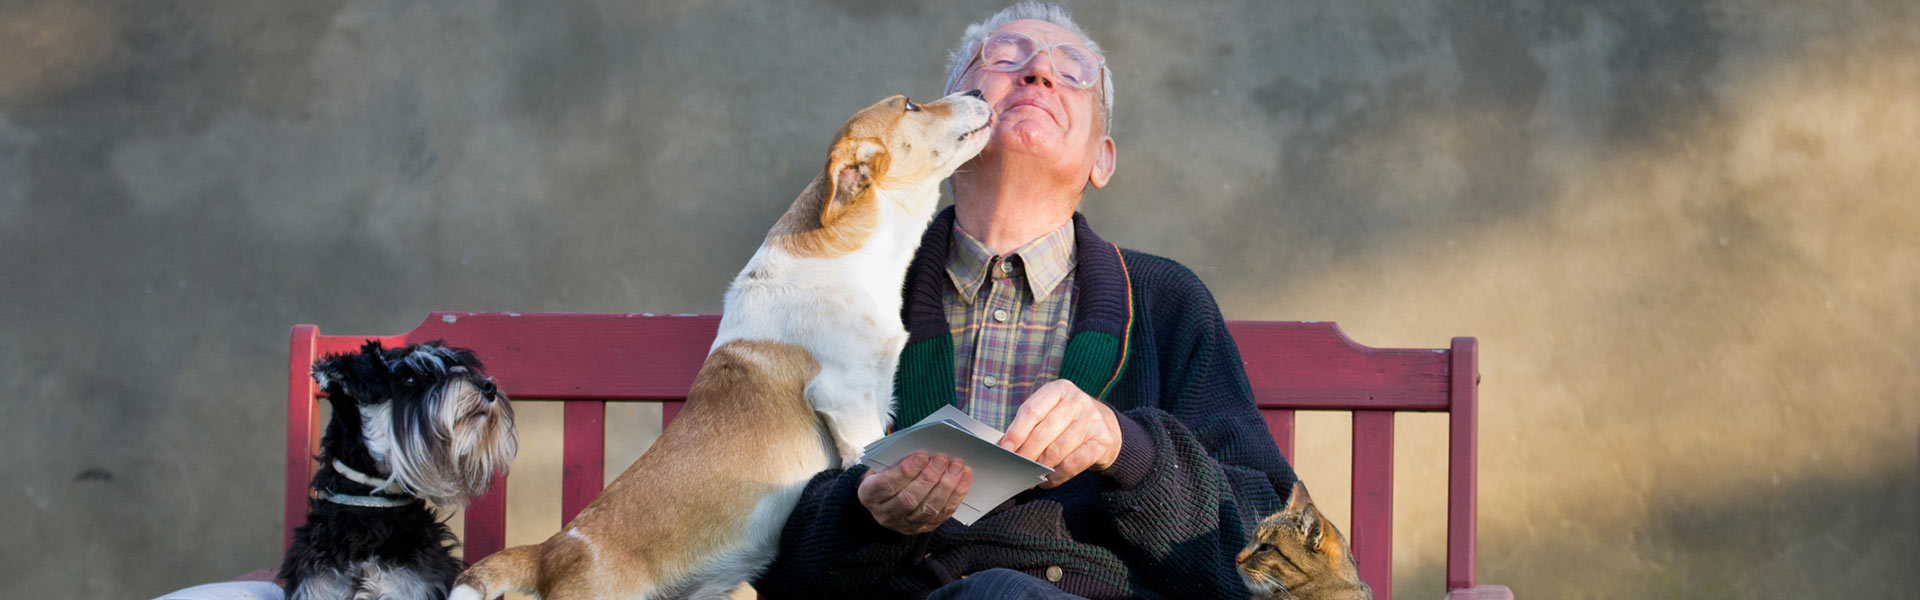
[943,220,1077,430]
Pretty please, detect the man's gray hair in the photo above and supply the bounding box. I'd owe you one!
[942,1,1115,134]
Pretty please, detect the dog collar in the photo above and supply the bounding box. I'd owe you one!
[320,491,418,508]
[323,461,413,507]
[331,459,402,494]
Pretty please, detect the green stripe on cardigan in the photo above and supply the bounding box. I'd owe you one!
[891,330,1122,429]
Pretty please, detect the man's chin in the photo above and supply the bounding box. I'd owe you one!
[1000,104,1065,128]
[982,139,1057,164]
[1003,101,1073,124]
[989,119,1066,152]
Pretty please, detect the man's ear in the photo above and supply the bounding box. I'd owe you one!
[1087,135,1116,189]
[821,139,883,226]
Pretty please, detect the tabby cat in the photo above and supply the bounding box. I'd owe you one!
[1237,483,1373,600]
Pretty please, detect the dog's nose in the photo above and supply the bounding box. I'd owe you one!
[963,89,983,99]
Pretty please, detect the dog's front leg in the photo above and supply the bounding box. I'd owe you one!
[287,569,352,600]
[807,374,888,467]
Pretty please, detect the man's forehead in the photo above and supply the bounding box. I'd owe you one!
[994,19,1093,50]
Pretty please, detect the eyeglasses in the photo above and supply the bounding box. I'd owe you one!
[971,30,1106,90]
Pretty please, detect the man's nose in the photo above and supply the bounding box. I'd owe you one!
[1018,50,1058,88]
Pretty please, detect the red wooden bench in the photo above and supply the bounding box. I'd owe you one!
[276,312,1511,599]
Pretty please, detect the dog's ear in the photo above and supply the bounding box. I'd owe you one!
[820,138,885,226]
[310,341,392,402]
[310,351,353,393]
[310,362,340,392]
[310,354,360,409]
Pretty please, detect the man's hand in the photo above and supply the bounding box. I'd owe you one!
[999,379,1123,488]
[858,452,972,535]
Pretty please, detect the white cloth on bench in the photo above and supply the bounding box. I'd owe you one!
[150,581,282,600]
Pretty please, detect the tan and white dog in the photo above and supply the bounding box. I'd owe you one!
[450,91,993,600]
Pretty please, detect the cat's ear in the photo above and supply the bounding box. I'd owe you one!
[1302,505,1326,551]
[1286,482,1313,513]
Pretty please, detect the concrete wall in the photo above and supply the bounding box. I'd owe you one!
[2,1,1914,597]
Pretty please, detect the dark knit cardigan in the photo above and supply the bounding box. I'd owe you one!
[755,208,1297,599]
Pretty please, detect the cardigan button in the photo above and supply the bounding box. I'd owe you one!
[1045,565,1063,582]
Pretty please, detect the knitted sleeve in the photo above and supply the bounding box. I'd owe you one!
[1093,253,1296,597]
[752,465,923,597]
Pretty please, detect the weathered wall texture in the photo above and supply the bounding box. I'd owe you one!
[1,1,1914,598]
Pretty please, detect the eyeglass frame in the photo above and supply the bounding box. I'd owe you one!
[966,30,1106,89]
[946,29,1115,132]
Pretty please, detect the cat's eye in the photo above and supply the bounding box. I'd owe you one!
[1255,543,1276,554]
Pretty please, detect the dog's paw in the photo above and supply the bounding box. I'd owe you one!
[837,445,867,470]
[447,584,487,600]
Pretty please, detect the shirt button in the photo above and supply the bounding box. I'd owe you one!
[992,309,1010,322]
[1045,565,1063,582]
[999,261,1014,274]
[982,376,998,388]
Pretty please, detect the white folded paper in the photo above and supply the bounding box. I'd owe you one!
[859,405,1054,525]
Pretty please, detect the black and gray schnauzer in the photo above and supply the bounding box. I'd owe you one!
[278,341,518,600]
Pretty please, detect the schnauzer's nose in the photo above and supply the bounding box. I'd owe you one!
[477,379,498,398]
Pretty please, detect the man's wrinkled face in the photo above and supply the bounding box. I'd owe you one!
[955,19,1111,179]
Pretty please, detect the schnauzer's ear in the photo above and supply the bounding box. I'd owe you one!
[309,341,388,399]
[310,357,347,392]
[361,340,400,372]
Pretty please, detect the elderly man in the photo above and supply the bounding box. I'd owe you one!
[755,3,1296,598]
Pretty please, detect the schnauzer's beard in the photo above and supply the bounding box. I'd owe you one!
[368,379,518,506]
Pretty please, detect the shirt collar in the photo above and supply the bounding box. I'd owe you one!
[1016,220,1077,302]
[944,219,1077,305]
[945,225,996,305]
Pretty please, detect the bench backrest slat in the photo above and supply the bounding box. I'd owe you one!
[1351,410,1397,600]
[462,474,508,563]
[284,313,1480,599]
[1261,409,1295,459]
[560,401,606,534]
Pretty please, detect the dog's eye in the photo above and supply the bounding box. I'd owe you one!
[903,99,921,112]
[403,376,417,386]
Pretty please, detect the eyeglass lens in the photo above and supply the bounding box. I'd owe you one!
[980,32,1101,88]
